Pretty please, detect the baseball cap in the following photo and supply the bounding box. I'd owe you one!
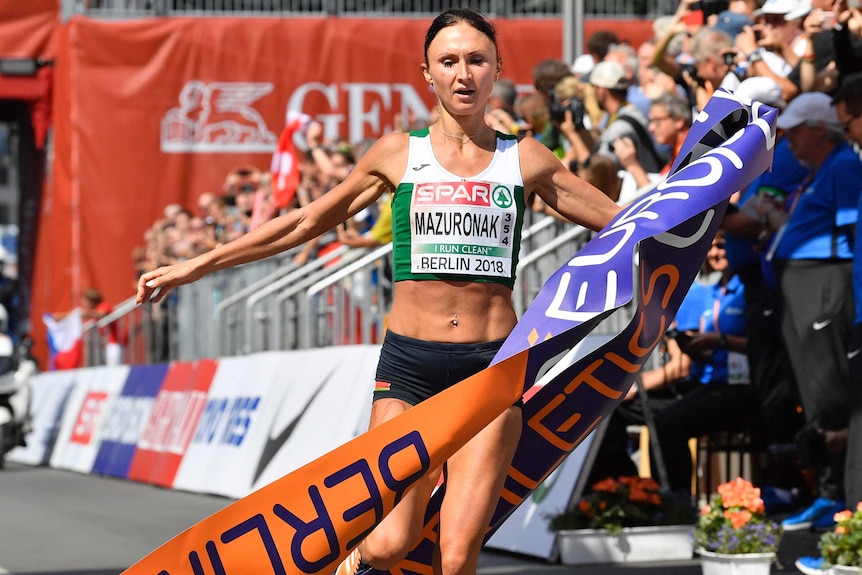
[572,53,595,76]
[775,92,839,130]
[754,0,806,16]
[784,0,812,20]
[712,11,752,38]
[587,61,629,90]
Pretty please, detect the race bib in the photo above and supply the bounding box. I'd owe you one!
[410,181,517,278]
[727,350,750,385]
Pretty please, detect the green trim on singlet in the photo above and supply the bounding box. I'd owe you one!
[390,130,526,290]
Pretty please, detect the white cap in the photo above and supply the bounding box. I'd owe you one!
[572,53,595,76]
[785,0,812,20]
[754,0,807,16]
[588,61,630,90]
[776,92,839,130]
[736,76,786,108]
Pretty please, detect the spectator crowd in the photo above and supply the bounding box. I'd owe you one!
[134,1,862,569]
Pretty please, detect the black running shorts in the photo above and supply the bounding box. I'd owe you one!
[373,330,521,407]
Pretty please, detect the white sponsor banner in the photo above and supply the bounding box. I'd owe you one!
[252,345,377,491]
[172,353,289,498]
[48,366,130,473]
[7,370,80,466]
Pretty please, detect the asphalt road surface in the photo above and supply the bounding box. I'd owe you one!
[0,462,820,575]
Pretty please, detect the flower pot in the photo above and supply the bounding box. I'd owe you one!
[833,566,862,575]
[697,548,775,575]
[556,525,694,565]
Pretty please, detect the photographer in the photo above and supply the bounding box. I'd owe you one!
[586,61,666,173]
[653,1,742,111]
[685,27,742,110]
[530,59,577,154]
[734,0,806,104]
[790,0,862,96]
[548,75,595,171]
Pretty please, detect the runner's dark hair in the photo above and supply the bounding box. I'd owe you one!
[424,8,498,63]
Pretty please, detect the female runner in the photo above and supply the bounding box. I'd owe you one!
[137,9,620,575]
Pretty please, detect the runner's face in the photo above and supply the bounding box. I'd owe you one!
[423,22,499,115]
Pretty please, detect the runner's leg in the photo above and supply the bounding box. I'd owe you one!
[434,405,522,575]
[356,397,442,570]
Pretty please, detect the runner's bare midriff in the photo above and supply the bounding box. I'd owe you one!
[387,280,517,343]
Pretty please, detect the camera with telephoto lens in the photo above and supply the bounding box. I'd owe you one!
[548,91,586,131]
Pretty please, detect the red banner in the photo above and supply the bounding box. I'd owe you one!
[0,0,58,59]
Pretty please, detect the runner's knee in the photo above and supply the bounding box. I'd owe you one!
[361,529,415,570]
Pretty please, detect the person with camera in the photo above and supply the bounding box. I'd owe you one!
[734,0,807,104]
[572,91,690,206]
[652,0,742,111]
[687,26,744,110]
[790,0,862,96]
[649,236,758,498]
[585,60,667,173]
[549,75,595,173]
[530,58,577,155]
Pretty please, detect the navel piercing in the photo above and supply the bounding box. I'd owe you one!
[451,315,459,327]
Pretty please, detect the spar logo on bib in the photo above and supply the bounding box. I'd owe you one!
[492,185,513,209]
[415,182,493,206]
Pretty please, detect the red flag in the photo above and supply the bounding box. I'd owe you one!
[269,111,311,209]
[42,309,83,370]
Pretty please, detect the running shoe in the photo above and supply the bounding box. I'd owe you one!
[795,555,833,575]
[334,548,373,575]
[782,497,845,531]
[812,502,848,531]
